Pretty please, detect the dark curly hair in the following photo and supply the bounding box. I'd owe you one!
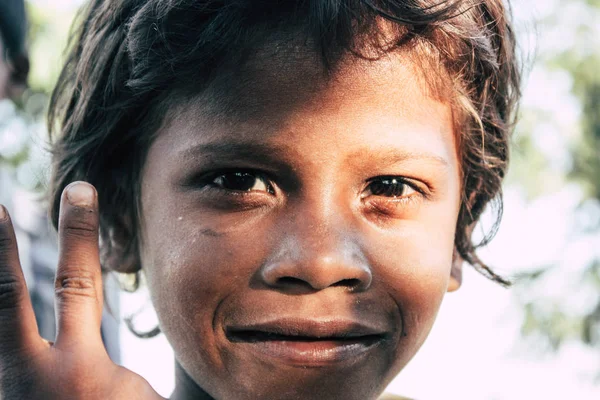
[48,0,521,301]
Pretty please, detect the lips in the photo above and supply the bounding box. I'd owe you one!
[227,319,386,340]
[225,318,389,367]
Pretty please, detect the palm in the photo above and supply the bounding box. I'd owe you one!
[0,182,164,400]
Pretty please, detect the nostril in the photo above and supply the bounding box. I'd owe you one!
[260,257,373,292]
[332,278,361,288]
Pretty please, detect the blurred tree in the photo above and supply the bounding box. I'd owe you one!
[513,0,600,365]
[0,2,74,191]
[1,2,121,360]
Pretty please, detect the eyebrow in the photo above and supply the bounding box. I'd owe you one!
[181,142,288,166]
[181,141,451,169]
[179,141,302,179]
[347,148,451,169]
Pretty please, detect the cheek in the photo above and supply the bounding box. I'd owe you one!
[367,221,454,357]
[139,207,273,350]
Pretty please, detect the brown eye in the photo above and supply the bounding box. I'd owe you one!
[212,171,274,194]
[364,178,417,198]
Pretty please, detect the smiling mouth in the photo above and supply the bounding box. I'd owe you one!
[225,320,389,367]
[228,330,384,343]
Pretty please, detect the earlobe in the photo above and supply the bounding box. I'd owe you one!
[447,248,463,292]
[448,219,476,292]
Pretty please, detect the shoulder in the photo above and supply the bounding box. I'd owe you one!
[379,394,414,400]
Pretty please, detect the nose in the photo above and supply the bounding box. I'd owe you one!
[258,225,373,293]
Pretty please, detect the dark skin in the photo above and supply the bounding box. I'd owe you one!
[0,49,461,399]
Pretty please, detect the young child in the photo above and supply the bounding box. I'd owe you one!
[0,0,520,399]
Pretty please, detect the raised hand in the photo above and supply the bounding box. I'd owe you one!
[0,182,165,400]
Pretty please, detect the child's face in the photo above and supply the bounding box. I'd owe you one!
[138,48,461,400]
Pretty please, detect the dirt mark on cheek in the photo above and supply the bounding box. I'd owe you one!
[200,228,224,237]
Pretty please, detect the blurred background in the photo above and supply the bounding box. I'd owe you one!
[0,0,598,399]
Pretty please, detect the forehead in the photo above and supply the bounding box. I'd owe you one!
[153,43,456,166]
[171,43,450,125]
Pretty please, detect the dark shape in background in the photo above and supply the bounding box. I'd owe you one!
[0,0,120,363]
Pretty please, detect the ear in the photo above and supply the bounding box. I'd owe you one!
[447,248,463,292]
[101,214,141,274]
[447,221,477,292]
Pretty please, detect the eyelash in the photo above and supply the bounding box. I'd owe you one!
[197,169,424,202]
[204,170,275,195]
[361,177,422,199]
[199,169,275,196]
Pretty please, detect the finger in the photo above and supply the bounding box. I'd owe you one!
[54,182,104,348]
[0,205,41,356]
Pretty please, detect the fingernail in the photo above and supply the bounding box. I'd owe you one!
[66,182,96,207]
[0,204,6,219]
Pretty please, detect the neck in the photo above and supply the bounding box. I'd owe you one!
[169,361,215,400]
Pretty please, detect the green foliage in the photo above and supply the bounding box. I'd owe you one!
[571,60,600,199]
[513,0,600,363]
[0,2,75,189]
[25,2,73,95]
[517,261,600,351]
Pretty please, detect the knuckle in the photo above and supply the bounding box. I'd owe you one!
[0,235,14,254]
[62,222,98,240]
[55,270,97,299]
[0,274,25,311]
[62,211,98,240]
[0,234,13,246]
[1,367,41,400]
